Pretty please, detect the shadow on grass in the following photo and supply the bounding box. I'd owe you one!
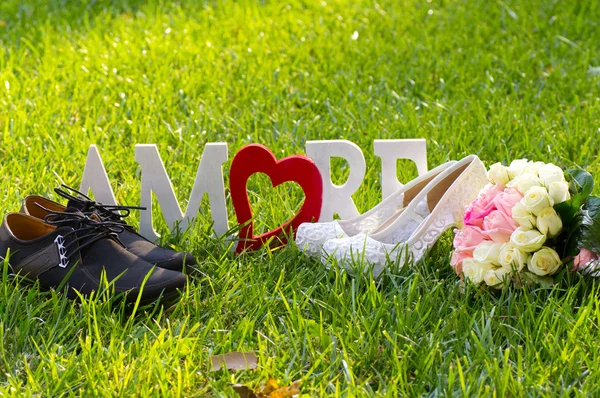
[0,0,217,42]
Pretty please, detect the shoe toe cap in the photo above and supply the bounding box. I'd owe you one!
[135,268,187,303]
[322,234,382,263]
[295,222,343,257]
[155,251,197,272]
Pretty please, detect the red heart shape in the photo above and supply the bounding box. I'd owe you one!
[230,144,323,253]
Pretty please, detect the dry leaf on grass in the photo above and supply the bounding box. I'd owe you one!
[266,380,301,398]
[210,352,258,371]
[261,378,281,395]
[232,378,301,398]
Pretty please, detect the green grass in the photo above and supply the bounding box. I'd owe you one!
[1,0,600,395]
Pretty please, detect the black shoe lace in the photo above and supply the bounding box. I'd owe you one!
[40,205,127,261]
[54,185,145,230]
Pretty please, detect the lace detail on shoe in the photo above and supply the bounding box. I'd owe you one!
[295,194,429,258]
[295,221,347,257]
[54,235,69,268]
[322,233,405,277]
[322,159,489,274]
[40,205,126,268]
[54,185,145,231]
[379,199,430,245]
[341,193,406,236]
[408,160,488,261]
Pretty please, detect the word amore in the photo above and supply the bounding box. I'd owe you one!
[79,139,428,245]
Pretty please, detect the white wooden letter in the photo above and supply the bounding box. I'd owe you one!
[306,140,366,222]
[79,145,118,205]
[374,139,428,199]
[135,143,229,241]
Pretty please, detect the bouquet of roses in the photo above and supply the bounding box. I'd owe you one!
[451,158,600,288]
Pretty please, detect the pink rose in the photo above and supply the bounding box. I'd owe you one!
[493,188,523,218]
[573,248,597,271]
[453,226,487,253]
[482,210,518,243]
[464,184,503,228]
[451,250,471,275]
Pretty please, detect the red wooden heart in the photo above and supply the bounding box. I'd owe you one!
[230,144,323,253]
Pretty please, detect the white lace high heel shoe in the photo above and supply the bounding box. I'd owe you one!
[321,155,488,276]
[294,161,458,257]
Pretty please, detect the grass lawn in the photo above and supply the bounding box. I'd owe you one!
[2,0,600,395]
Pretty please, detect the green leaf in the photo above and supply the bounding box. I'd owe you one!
[564,233,582,258]
[577,196,600,256]
[554,192,598,258]
[584,195,600,219]
[554,196,582,226]
[566,168,594,199]
[554,168,594,227]
[553,205,583,258]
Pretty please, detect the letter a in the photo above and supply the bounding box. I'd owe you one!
[79,145,118,205]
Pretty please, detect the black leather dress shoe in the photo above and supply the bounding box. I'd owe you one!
[21,186,197,272]
[0,210,187,303]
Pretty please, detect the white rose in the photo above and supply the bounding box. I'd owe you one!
[462,258,494,284]
[527,247,562,276]
[473,241,503,265]
[536,207,563,238]
[484,267,510,288]
[488,163,511,186]
[510,227,547,252]
[507,173,542,195]
[538,163,565,185]
[498,243,530,271]
[521,186,553,215]
[507,159,529,177]
[524,161,545,176]
[548,181,570,204]
[511,202,537,228]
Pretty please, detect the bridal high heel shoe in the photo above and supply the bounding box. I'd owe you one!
[294,161,458,257]
[321,155,488,276]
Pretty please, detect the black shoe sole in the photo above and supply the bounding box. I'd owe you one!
[7,271,184,307]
